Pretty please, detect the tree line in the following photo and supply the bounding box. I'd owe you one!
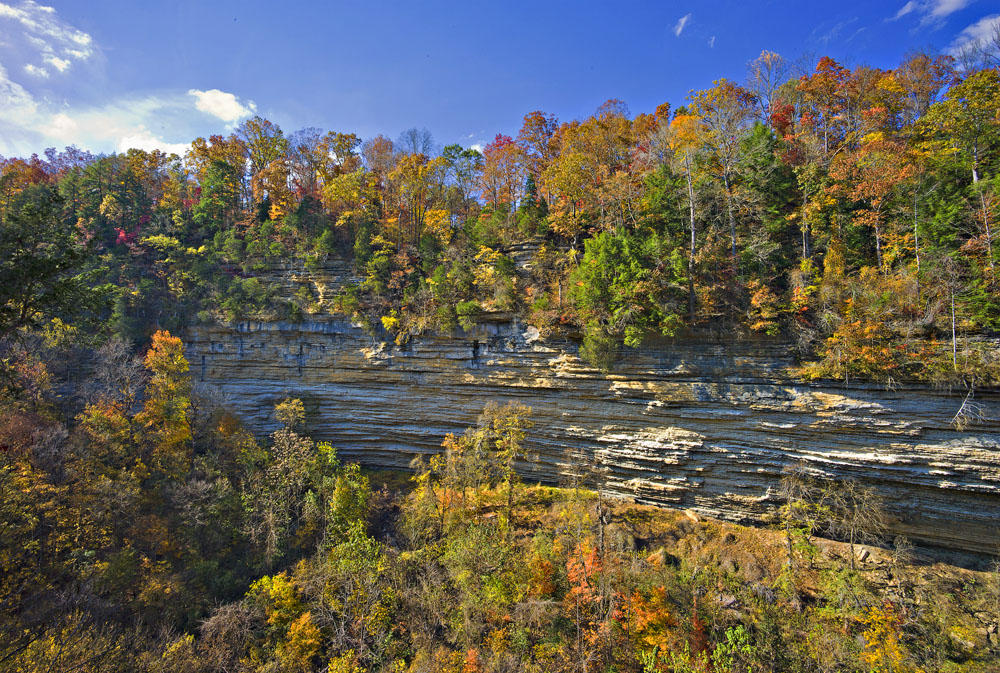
[4,48,1000,384]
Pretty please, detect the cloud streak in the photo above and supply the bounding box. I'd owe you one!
[892,0,972,25]
[673,13,690,37]
[815,17,859,45]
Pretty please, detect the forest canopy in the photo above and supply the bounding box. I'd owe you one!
[3,49,1000,384]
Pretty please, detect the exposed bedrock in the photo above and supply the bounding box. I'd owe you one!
[185,317,1000,556]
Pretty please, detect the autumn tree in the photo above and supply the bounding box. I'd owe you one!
[922,68,1000,268]
[478,401,533,526]
[288,127,361,198]
[517,110,559,200]
[238,116,288,181]
[692,79,758,264]
[187,134,249,205]
[191,159,241,237]
[825,479,889,570]
[747,49,790,122]
[388,152,447,246]
[235,116,290,219]
[0,156,50,216]
[361,134,396,218]
[668,111,705,318]
[829,133,914,271]
[895,52,953,126]
[479,134,525,215]
[441,144,483,223]
[797,57,852,159]
[135,330,193,477]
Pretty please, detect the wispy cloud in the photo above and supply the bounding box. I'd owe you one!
[0,0,93,78]
[673,13,690,37]
[0,2,257,157]
[948,13,1000,54]
[816,17,859,45]
[708,35,716,48]
[0,62,39,120]
[892,0,972,25]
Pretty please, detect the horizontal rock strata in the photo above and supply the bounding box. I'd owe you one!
[185,317,1000,556]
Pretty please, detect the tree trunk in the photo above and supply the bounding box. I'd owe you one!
[801,189,810,261]
[972,147,993,268]
[685,157,696,320]
[597,489,606,558]
[978,184,994,269]
[951,290,957,370]
[913,192,921,295]
[507,477,514,529]
[874,221,883,271]
[785,522,794,568]
[724,171,737,266]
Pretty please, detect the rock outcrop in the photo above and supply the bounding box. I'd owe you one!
[185,314,1000,557]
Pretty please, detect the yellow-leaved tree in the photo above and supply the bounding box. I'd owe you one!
[135,330,192,478]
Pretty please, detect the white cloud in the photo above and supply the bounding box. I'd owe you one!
[43,53,69,71]
[892,0,972,24]
[708,35,716,48]
[40,112,76,138]
[673,13,690,37]
[23,62,47,77]
[116,128,189,156]
[469,143,484,153]
[948,13,1000,54]
[188,88,256,124]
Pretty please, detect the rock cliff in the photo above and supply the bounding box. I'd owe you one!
[185,312,1000,557]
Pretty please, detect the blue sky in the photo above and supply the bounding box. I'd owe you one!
[1,0,998,158]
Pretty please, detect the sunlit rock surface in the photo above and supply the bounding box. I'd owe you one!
[186,312,1000,556]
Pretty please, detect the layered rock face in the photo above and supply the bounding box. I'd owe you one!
[186,315,1000,557]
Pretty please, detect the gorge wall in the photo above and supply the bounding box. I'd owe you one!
[185,311,1000,557]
